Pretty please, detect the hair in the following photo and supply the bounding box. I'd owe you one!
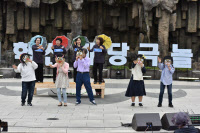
[137,54,145,59]
[96,37,104,45]
[56,53,65,58]
[34,37,41,43]
[19,53,31,66]
[76,37,81,42]
[82,48,88,55]
[163,56,173,63]
[172,112,189,127]
[56,38,62,43]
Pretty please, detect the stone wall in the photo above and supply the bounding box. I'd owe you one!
[0,0,200,70]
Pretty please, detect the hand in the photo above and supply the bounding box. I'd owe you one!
[39,45,44,50]
[100,46,104,49]
[49,64,53,68]
[74,42,76,45]
[51,46,54,50]
[12,65,17,69]
[139,62,144,67]
[158,57,161,63]
[61,46,64,49]
[76,56,79,61]
[79,55,83,60]
[133,60,137,64]
[87,47,90,51]
[27,58,32,63]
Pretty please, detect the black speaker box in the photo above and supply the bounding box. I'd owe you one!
[161,113,192,131]
[132,113,162,131]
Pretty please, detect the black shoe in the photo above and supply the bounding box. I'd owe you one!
[139,103,143,106]
[157,103,162,107]
[169,104,174,108]
[27,103,32,106]
[90,100,97,105]
[131,103,135,106]
[75,101,81,106]
[94,81,97,84]
[99,82,102,84]
[21,103,25,106]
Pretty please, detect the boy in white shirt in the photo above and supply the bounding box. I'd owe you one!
[12,53,38,106]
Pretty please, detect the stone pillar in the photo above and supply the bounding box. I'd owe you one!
[158,10,170,58]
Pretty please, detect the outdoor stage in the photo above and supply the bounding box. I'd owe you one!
[0,78,200,132]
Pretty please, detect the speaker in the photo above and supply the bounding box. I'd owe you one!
[161,113,192,131]
[132,113,162,131]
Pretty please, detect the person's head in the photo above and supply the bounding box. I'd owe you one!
[163,56,173,66]
[20,53,31,66]
[82,48,88,58]
[136,54,145,63]
[172,112,190,128]
[96,37,104,46]
[76,38,82,46]
[35,38,41,45]
[56,38,62,46]
[55,54,65,64]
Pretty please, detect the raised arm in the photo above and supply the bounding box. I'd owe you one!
[31,61,38,70]
[61,63,69,74]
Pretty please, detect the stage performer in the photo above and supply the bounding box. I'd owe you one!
[12,53,38,106]
[87,37,107,96]
[73,48,97,105]
[157,56,175,108]
[32,37,45,83]
[49,54,69,106]
[125,54,146,107]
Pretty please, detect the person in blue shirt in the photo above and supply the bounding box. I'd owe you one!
[157,56,175,108]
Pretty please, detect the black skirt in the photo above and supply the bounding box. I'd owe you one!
[125,75,146,97]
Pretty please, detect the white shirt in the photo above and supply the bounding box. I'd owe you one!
[132,64,144,80]
[14,61,38,82]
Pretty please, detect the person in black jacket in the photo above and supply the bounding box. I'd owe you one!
[172,112,200,133]
[51,38,67,83]
[87,37,107,96]
[72,37,83,82]
[32,37,45,83]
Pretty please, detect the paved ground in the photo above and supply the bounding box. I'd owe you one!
[0,78,200,133]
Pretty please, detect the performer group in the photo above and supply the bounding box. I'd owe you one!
[12,35,175,108]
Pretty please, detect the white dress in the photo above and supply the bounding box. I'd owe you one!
[55,67,69,88]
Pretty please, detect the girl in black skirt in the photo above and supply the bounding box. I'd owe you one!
[125,54,146,106]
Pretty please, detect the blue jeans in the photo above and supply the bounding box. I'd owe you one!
[159,82,172,105]
[57,88,67,103]
[76,72,94,103]
[21,81,35,103]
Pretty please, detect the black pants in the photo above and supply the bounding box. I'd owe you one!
[22,81,35,103]
[73,67,77,82]
[93,62,103,93]
[35,63,43,82]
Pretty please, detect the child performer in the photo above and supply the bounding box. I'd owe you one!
[72,37,83,82]
[73,48,97,105]
[12,53,38,106]
[51,38,67,83]
[125,54,146,106]
[87,37,107,96]
[157,56,175,108]
[49,54,69,106]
